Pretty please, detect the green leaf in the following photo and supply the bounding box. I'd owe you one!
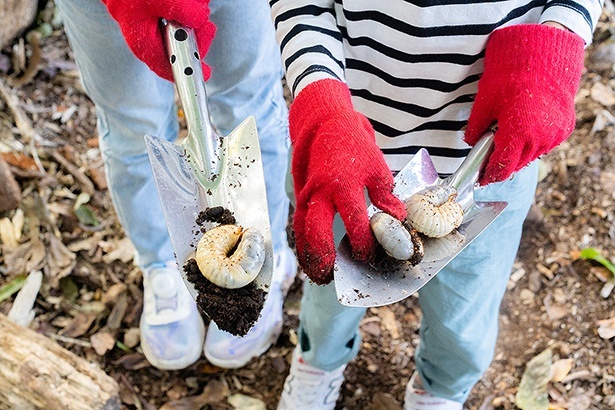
[74,204,100,227]
[580,248,615,276]
[0,275,28,303]
[60,277,79,303]
[115,340,133,354]
[515,348,552,410]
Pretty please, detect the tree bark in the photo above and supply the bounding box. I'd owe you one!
[0,313,120,410]
[0,0,38,49]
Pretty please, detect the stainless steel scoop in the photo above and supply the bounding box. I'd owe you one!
[334,132,507,307]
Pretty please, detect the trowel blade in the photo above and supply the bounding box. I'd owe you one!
[333,148,507,307]
[144,116,273,300]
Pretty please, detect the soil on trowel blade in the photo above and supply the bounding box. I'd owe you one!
[196,206,236,227]
[184,258,265,336]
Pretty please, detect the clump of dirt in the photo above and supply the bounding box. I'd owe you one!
[188,206,265,336]
[184,258,265,336]
[372,225,424,272]
[197,206,236,226]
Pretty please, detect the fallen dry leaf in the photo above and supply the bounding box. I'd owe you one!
[112,353,151,370]
[597,316,615,339]
[515,348,552,410]
[4,239,46,275]
[59,312,97,338]
[90,331,116,355]
[543,293,567,321]
[227,393,266,410]
[102,237,136,264]
[159,379,229,410]
[122,327,140,349]
[550,358,574,382]
[376,306,401,339]
[0,217,19,249]
[46,233,76,286]
[1,151,39,171]
[590,82,615,107]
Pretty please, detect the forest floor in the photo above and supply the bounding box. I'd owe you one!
[0,2,614,410]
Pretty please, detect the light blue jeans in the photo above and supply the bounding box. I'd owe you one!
[55,0,291,268]
[295,162,539,403]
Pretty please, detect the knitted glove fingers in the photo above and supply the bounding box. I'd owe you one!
[365,167,407,222]
[289,79,404,284]
[293,191,337,285]
[104,0,216,82]
[335,187,376,264]
[464,94,497,147]
[464,24,585,185]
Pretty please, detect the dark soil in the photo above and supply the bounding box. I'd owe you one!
[1,2,614,410]
[184,258,265,337]
[197,206,236,227]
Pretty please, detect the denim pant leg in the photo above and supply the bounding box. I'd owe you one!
[206,0,291,255]
[56,0,290,267]
[415,162,538,403]
[56,0,178,268]
[295,208,367,371]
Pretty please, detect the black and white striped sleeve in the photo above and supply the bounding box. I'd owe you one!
[540,0,604,44]
[269,0,346,97]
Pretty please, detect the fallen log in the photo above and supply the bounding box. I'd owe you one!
[0,313,120,410]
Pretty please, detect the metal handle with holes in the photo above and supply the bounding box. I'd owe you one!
[162,19,221,185]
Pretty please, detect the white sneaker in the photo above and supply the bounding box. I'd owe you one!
[140,261,205,370]
[203,245,297,368]
[278,347,346,410]
[404,373,463,410]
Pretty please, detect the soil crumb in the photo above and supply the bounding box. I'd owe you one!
[373,226,424,272]
[197,206,236,226]
[184,258,265,336]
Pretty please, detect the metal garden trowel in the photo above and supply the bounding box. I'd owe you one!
[144,21,273,299]
[334,133,507,307]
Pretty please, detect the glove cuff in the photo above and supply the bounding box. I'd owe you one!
[289,79,355,146]
[485,24,585,80]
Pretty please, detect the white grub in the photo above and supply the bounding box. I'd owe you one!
[421,230,465,262]
[405,185,464,238]
[370,212,417,261]
[195,224,265,289]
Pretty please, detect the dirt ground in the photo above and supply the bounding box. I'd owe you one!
[1,2,614,410]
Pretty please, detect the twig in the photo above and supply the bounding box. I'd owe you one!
[50,150,95,195]
[48,333,92,348]
[0,77,46,173]
[7,31,43,88]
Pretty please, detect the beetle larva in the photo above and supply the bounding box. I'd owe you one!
[405,185,464,238]
[370,211,424,264]
[195,224,265,289]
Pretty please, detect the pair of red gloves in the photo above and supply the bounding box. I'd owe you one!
[103,2,585,286]
[291,25,586,284]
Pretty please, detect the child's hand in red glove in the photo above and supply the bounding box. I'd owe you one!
[103,0,216,82]
[464,24,585,185]
[290,79,406,285]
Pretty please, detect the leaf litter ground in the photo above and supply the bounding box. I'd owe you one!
[0,5,614,410]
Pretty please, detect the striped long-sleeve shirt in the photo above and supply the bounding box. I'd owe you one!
[270,0,604,175]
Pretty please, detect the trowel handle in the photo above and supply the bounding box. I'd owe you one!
[162,20,220,183]
[443,132,494,205]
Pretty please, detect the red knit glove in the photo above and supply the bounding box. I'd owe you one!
[464,24,585,184]
[290,79,406,285]
[103,0,216,82]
